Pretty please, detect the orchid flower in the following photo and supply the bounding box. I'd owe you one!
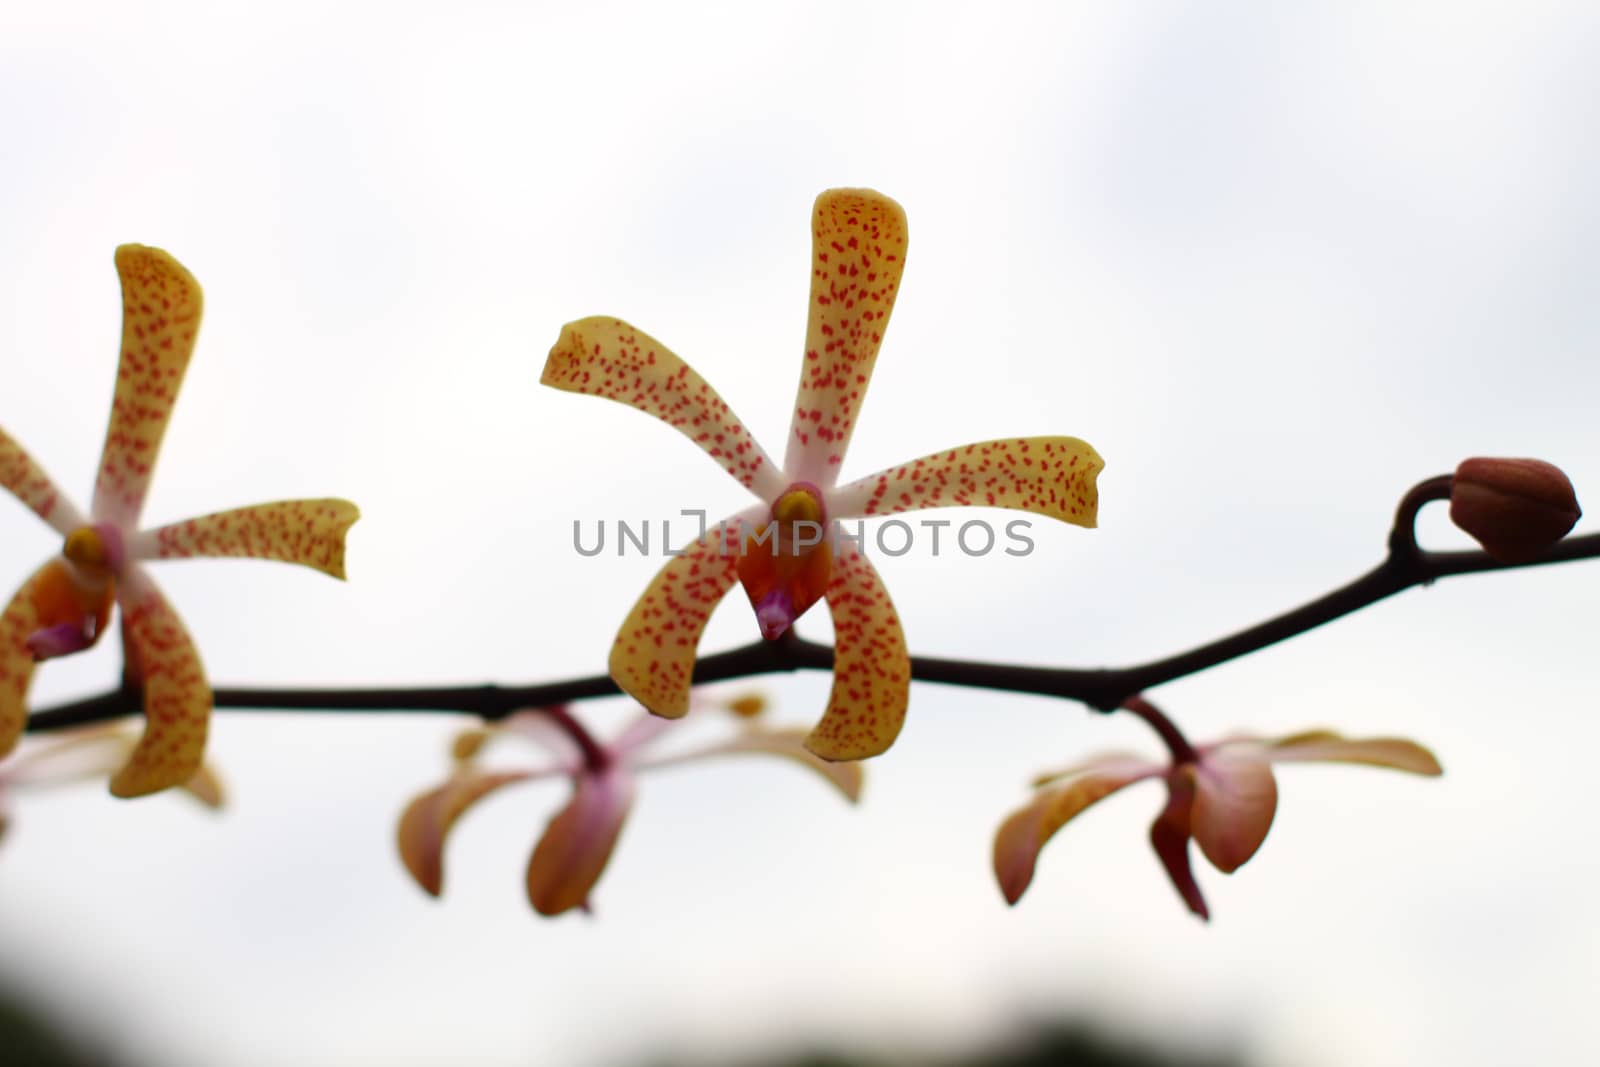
[0,246,359,797]
[398,693,863,916]
[0,723,223,845]
[993,726,1442,920]
[543,188,1103,761]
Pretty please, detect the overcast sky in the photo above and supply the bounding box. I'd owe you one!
[2,2,1598,1065]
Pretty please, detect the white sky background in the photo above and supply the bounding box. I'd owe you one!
[1,1,1598,1065]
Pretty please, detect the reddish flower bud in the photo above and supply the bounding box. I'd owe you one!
[1450,458,1581,564]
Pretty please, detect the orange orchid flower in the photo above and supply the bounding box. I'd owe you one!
[994,728,1442,920]
[543,188,1102,761]
[0,723,223,845]
[0,246,359,797]
[398,693,862,916]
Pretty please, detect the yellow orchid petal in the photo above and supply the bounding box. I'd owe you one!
[609,517,748,719]
[526,766,635,916]
[1260,730,1444,776]
[92,246,204,530]
[993,766,1158,905]
[132,499,360,579]
[108,573,212,798]
[783,189,909,487]
[0,428,83,537]
[542,317,786,500]
[397,770,535,897]
[1187,751,1279,874]
[803,547,910,762]
[649,727,865,804]
[0,558,116,758]
[451,727,492,762]
[0,564,60,756]
[829,436,1103,527]
[180,763,226,809]
[1031,752,1157,789]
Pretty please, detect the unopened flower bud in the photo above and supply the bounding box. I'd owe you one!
[1450,457,1581,564]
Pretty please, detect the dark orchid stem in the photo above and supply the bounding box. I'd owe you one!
[540,704,611,772]
[24,473,1600,735]
[1389,474,1456,560]
[1120,695,1197,764]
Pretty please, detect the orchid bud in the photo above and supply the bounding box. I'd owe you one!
[1449,458,1581,564]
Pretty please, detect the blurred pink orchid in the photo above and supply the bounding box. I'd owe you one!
[0,246,359,796]
[542,188,1102,762]
[398,693,863,916]
[0,723,223,845]
[994,722,1441,920]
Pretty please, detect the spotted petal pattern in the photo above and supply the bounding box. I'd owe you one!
[109,573,211,798]
[92,246,204,530]
[784,190,909,487]
[0,429,82,536]
[543,317,785,500]
[804,547,910,761]
[0,561,62,757]
[133,499,360,579]
[609,511,754,718]
[830,436,1103,527]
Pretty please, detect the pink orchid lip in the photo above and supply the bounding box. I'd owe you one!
[754,588,797,640]
[26,620,97,662]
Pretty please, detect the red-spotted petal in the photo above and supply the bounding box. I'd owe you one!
[91,246,204,530]
[526,765,635,916]
[0,558,117,758]
[804,547,910,762]
[1257,730,1443,776]
[609,510,757,719]
[397,770,538,897]
[783,189,909,487]
[132,499,360,579]
[0,429,83,537]
[0,564,57,757]
[639,726,865,804]
[542,317,785,500]
[1187,751,1279,874]
[829,437,1103,527]
[993,765,1160,904]
[108,570,212,798]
